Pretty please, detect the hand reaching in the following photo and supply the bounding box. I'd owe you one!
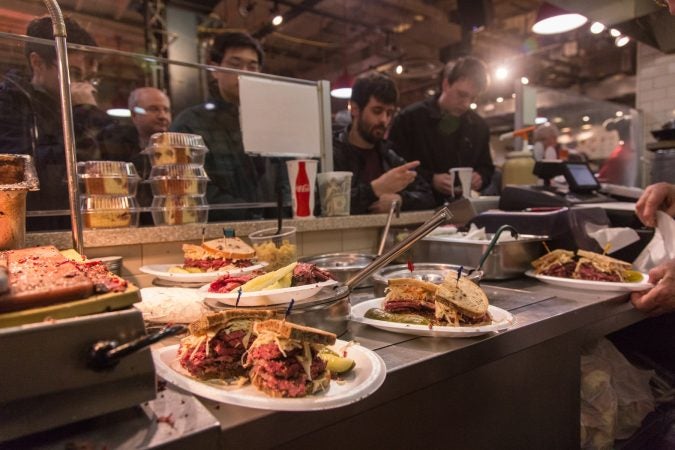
[371,161,419,197]
[635,182,675,227]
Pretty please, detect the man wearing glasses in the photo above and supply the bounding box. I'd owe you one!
[0,15,110,224]
[171,32,273,221]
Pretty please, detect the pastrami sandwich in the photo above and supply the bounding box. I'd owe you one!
[246,319,337,398]
[434,271,491,326]
[573,250,632,282]
[181,237,256,272]
[531,249,576,278]
[382,278,439,320]
[178,309,275,380]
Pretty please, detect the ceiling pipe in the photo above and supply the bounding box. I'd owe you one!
[42,0,84,254]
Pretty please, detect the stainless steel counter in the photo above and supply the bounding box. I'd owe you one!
[3,278,647,450]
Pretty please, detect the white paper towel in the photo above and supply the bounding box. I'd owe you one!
[633,211,675,271]
[586,224,640,254]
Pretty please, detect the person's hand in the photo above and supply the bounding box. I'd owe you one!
[371,161,419,197]
[369,193,402,214]
[630,259,675,316]
[635,182,675,227]
[70,81,98,106]
[432,173,454,196]
[471,171,483,191]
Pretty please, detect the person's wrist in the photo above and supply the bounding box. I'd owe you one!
[370,180,383,198]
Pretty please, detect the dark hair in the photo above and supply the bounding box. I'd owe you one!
[209,32,264,67]
[25,16,97,65]
[605,117,631,141]
[443,56,490,93]
[350,72,398,110]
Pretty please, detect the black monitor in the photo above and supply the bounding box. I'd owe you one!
[532,161,564,185]
[563,162,601,193]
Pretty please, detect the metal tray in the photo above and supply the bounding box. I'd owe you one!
[410,234,548,280]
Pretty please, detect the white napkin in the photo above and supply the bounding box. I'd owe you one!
[586,223,640,255]
[633,211,675,271]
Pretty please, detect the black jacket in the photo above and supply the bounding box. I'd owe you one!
[389,96,494,205]
[0,70,111,211]
[332,129,435,215]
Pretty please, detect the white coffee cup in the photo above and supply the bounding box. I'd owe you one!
[317,171,352,216]
[448,167,473,199]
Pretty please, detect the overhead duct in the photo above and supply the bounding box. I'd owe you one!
[548,0,675,53]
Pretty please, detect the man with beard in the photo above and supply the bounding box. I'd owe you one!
[332,72,434,214]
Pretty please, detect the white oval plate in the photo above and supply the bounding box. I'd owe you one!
[351,298,515,338]
[152,340,386,411]
[139,263,267,283]
[200,280,339,306]
[524,270,653,292]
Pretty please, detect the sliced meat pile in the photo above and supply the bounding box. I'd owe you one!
[179,328,249,379]
[291,262,334,286]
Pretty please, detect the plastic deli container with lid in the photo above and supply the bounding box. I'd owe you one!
[143,132,209,167]
[80,195,140,229]
[149,164,209,196]
[77,161,141,196]
[151,195,209,226]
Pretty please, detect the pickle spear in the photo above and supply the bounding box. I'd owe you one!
[364,308,431,325]
[318,348,355,374]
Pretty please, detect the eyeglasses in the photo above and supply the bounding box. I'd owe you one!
[69,66,100,86]
[221,57,260,72]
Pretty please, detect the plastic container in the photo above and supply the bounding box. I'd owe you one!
[142,132,209,167]
[77,161,141,196]
[150,195,209,226]
[248,227,298,271]
[149,164,209,196]
[80,195,140,229]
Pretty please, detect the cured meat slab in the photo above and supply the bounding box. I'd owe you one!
[0,246,94,312]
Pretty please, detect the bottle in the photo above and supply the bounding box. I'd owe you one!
[295,161,311,217]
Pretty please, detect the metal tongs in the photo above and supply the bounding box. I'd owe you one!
[468,224,519,276]
[346,207,453,289]
[377,199,401,256]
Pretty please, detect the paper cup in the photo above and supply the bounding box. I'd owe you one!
[449,167,473,199]
[286,159,318,219]
[317,171,352,216]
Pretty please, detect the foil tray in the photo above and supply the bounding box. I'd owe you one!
[0,308,155,441]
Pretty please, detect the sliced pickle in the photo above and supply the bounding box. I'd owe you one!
[364,308,431,325]
[318,349,356,374]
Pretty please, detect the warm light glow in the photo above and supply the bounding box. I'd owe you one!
[582,115,590,122]
[590,22,605,34]
[395,64,403,75]
[427,89,436,96]
[615,35,630,47]
[561,127,571,133]
[520,76,529,85]
[330,87,352,99]
[553,117,563,124]
[495,66,509,80]
[615,111,624,117]
[535,117,548,124]
[106,108,131,117]
[484,103,495,112]
[496,97,504,103]
[581,124,593,130]
[511,93,516,98]
[272,14,283,26]
[609,28,621,37]
[470,103,477,110]
[532,12,588,35]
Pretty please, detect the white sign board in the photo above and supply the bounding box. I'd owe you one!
[239,75,321,158]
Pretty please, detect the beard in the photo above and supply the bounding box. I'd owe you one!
[356,119,385,145]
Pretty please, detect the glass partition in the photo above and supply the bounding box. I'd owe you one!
[0,31,327,231]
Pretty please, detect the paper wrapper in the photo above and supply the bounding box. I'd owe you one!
[633,211,675,272]
[585,224,640,255]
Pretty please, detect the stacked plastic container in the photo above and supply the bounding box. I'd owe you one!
[142,132,210,226]
[77,161,142,229]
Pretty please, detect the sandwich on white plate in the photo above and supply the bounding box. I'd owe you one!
[246,319,337,398]
[175,237,257,273]
[434,271,491,326]
[178,309,275,380]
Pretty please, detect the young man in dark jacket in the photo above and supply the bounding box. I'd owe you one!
[332,72,434,214]
[388,57,494,205]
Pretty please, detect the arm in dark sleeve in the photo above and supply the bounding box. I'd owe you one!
[0,91,33,155]
[332,139,377,215]
[73,104,113,161]
[389,112,434,184]
[384,149,435,211]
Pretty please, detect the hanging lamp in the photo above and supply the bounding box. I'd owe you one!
[531,3,587,35]
[330,69,354,99]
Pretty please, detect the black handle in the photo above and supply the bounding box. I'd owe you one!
[87,324,186,371]
[476,225,519,272]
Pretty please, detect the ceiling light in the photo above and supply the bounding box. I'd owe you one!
[581,124,593,130]
[272,15,283,26]
[553,117,563,123]
[615,35,630,47]
[561,127,571,133]
[532,3,588,35]
[470,103,477,110]
[106,108,131,118]
[484,103,495,112]
[413,14,425,22]
[393,22,412,33]
[609,28,621,37]
[590,22,605,34]
[395,64,403,75]
[615,111,624,117]
[520,76,529,85]
[535,117,548,124]
[495,66,508,80]
[496,97,504,103]
[330,70,354,99]
[427,89,436,96]
[511,93,516,98]
[582,115,590,122]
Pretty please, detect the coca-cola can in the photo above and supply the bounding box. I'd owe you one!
[286,159,318,219]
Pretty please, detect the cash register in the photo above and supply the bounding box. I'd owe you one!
[499,161,613,211]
